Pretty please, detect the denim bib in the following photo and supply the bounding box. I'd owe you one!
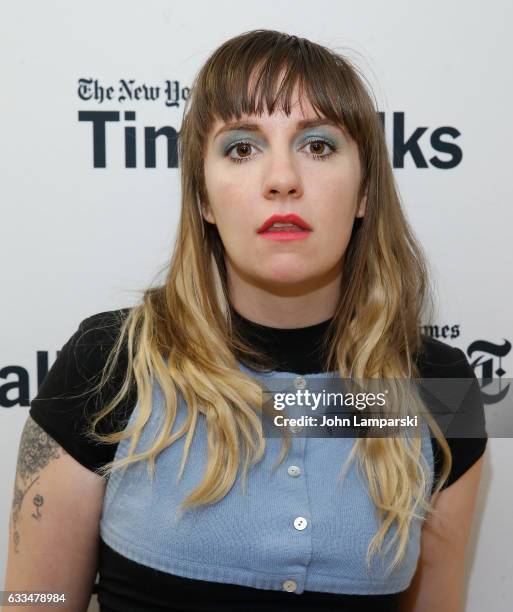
[99,363,433,595]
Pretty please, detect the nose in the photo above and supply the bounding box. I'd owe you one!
[262,147,304,201]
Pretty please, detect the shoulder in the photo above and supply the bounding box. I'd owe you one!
[29,308,136,472]
[416,335,489,490]
[415,334,484,426]
[75,307,132,346]
[415,334,473,378]
[32,306,134,406]
[46,308,133,385]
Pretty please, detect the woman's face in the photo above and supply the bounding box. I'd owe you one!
[201,93,366,295]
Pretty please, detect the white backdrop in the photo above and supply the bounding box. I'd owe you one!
[1,1,512,610]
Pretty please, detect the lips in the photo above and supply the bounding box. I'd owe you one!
[257,213,312,233]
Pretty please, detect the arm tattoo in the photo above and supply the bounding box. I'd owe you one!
[11,416,67,553]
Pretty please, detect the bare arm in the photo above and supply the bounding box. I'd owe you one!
[3,416,106,612]
[399,453,486,612]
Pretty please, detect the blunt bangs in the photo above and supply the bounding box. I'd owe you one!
[195,30,371,147]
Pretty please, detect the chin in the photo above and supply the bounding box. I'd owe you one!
[256,268,314,289]
[229,256,313,287]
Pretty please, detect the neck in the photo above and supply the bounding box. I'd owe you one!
[226,259,342,328]
[229,304,335,374]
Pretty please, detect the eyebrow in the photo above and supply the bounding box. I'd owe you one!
[213,118,343,141]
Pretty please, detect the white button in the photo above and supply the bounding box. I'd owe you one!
[287,465,301,477]
[290,424,303,434]
[293,516,308,530]
[294,376,307,389]
[282,579,297,592]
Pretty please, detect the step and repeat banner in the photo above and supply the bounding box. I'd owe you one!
[1,1,511,610]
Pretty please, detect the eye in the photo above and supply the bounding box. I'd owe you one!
[301,138,338,161]
[224,137,338,164]
[226,141,257,164]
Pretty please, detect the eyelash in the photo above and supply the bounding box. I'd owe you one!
[225,138,338,164]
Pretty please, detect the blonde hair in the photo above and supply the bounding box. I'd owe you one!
[83,29,451,574]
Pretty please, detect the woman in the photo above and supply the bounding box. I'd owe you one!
[4,29,487,611]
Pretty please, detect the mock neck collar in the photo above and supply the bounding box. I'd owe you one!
[230,306,335,375]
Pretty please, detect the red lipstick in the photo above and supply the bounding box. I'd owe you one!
[257,213,312,241]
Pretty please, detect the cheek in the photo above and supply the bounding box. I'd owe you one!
[206,172,251,223]
[308,181,359,259]
[312,181,359,230]
[206,183,256,253]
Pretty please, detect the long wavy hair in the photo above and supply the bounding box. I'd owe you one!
[83,29,451,574]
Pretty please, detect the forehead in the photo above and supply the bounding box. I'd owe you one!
[207,95,335,144]
[215,85,318,123]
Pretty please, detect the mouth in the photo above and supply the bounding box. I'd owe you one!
[257,213,313,235]
[258,227,312,241]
